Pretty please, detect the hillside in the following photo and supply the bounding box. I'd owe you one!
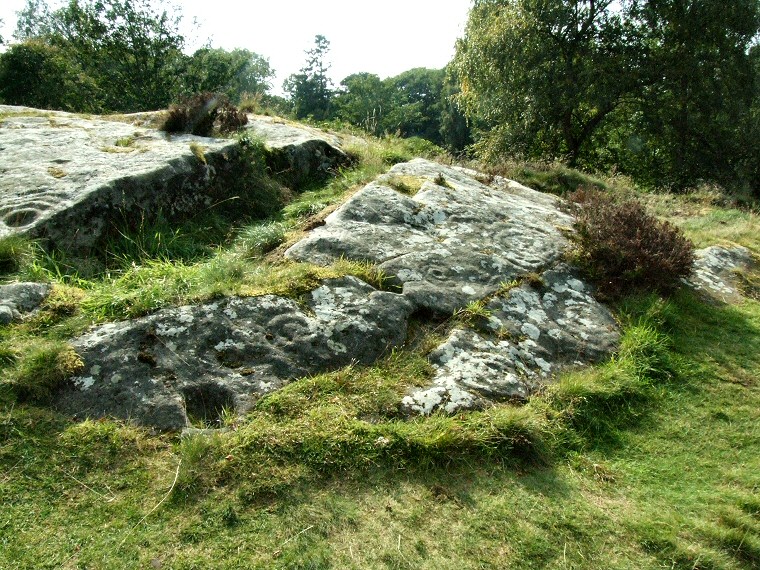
[0,107,758,569]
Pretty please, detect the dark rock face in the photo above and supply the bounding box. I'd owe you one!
[56,277,413,429]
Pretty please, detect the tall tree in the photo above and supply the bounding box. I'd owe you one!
[628,0,759,188]
[384,68,445,143]
[453,0,642,166]
[284,35,333,120]
[334,72,390,135]
[181,47,274,102]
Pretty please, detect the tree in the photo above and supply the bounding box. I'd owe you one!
[284,35,333,120]
[13,0,52,41]
[453,0,641,166]
[181,47,274,103]
[626,0,760,188]
[0,39,102,111]
[6,0,186,112]
[334,72,390,135]
[384,68,445,143]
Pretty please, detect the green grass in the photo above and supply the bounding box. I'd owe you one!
[1,288,757,568]
[1,150,758,568]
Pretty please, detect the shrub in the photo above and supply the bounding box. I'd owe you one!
[569,189,695,298]
[162,92,248,137]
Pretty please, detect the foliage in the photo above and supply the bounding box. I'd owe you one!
[453,0,760,192]
[284,35,333,120]
[0,236,36,276]
[4,0,187,112]
[569,188,695,298]
[0,39,102,112]
[161,92,247,137]
[179,47,274,104]
[623,0,760,190]
[453,0,640,166]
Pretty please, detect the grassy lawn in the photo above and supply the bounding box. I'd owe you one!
[0,144,758,569]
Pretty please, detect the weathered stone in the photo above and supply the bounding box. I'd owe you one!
[402,265,620,414]
[286,159,574,315]
[0,106,346,254]
[686,245,755,302]
[245,116,349,186]
[0,282,51,323]
[56,277,413,429]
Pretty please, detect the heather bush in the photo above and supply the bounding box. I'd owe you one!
[569,189,695,298]
[162,92,248,137]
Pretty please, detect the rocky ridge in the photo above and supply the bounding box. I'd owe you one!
[51,158,623,428]
[0,106,348,254]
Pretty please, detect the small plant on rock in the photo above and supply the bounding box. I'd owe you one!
[569,188,694,299]
[162,92,248,137]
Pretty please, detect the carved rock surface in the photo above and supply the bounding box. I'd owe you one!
[56,277,413,429]
[0,106,346,254]
[402,265,620,414]
[0,282,51,324]
[286,159,574,315]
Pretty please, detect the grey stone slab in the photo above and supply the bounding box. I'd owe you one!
[402,266,620,415]
[0,106,346,254]
[286,159,574,315]
[56,277,413,429]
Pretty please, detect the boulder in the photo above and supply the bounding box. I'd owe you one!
[0,106,347,255]
[686,245,755,303]
[286,159,574,315]
[245,116,349,186]
[56,277,413,429]
[0,282,51,324]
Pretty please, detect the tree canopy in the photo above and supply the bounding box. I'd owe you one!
[453,0,760,190]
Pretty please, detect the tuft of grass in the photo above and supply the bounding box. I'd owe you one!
[0,235,36,276]
[382,174,425,195]
[1,340,83,402]
[189,142,206,164]
[487,159,614,196]
[235,221,289,257]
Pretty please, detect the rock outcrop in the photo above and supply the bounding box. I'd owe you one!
[687,245,755,303]
[286,159,575,315]
[0,106,347,254]
[0,282,51,324]
[53,158,622,427]
[57,277,413,430]
[403,265,620,414]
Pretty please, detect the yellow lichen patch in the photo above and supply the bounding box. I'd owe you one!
[47,166,67,178]
[382,174,425,195]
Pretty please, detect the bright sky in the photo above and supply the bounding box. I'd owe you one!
[0,0,473,95]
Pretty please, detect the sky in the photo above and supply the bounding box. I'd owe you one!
[0,0,473,95]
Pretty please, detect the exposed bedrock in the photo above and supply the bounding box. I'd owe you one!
[285,159,575,315]
[0,106,347,255]
[56,277,413,429]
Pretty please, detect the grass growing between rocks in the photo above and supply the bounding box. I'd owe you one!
[0,287,757,568]
[1,143,759,568]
